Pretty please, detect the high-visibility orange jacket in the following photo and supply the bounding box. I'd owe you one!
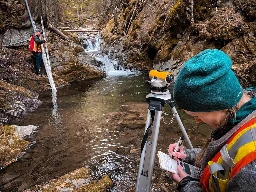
[200,117,256,192]
[29,35,45,52]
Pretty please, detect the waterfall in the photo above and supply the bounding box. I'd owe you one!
[84,32,101,53]
[95,54,138,77]
[80,32,140,77]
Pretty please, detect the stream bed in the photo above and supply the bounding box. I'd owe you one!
[0,72,211,192]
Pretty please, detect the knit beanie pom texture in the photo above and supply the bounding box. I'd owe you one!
[174,49,243,112]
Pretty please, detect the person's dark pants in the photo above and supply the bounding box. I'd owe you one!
[32,52,43,74]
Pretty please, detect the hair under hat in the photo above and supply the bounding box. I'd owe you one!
[173,49,243,112]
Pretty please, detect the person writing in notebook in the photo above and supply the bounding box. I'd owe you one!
[168,49,256,192]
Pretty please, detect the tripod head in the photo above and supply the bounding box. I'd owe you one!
[148,70,174,93]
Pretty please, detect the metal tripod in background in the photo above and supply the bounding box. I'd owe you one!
[136,70,193,192]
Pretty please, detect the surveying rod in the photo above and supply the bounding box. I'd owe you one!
[24,0,37,32]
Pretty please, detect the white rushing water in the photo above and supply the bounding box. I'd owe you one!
[95,54,139,77]
[82,32,140,77]
[84,32,101,53]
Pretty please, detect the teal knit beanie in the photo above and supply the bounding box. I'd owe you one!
[174,49,243,112]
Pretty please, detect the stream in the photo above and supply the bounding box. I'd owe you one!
[0,37,212,192]
[0,71,142,189]
[0,72,211,192]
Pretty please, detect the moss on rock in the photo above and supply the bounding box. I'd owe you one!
[25,167,112,192]
[0,125,30,168]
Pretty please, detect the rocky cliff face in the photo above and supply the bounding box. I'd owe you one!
[101,0,256,86]
[0,0,60,32]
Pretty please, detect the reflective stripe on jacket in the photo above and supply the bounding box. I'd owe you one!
[200,117,256,192]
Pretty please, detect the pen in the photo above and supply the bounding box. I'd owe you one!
[174,136,184,152]
[171,136,184,159]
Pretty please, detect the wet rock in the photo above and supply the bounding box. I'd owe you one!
[24,167,112,192]
[0,80,42,124]
[13,125,38,138]
[2,28,32,47]
[0,125,35,169]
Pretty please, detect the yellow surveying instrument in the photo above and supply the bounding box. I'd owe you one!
[148,70,174,92]
[136,70,193,192]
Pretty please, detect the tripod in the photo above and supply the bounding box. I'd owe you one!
[136,89,193,192]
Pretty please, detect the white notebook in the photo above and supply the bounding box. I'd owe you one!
[157,151,202,179]
[157,151,178,174]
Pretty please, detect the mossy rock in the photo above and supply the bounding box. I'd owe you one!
[26,167,113,192]
[0,125,30,168]
[101,18,115,41]
[56,63,103,83]
[73,46,84,56]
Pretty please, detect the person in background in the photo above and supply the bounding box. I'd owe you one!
[168,49,256,192]
[29,29,46,75]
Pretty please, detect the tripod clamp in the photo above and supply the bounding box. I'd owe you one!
[140,93,172,154]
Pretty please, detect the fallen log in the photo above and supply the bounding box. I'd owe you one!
[48,24,69,40]
[63,29,99,33]
[58,26,70,30]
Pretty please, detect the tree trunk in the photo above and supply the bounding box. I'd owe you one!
[48,24,69,40]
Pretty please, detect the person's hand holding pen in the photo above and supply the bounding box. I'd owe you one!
[168,136,186,161]
[168,136,189,183]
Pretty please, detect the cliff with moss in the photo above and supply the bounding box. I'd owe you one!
[101,0,256,86]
